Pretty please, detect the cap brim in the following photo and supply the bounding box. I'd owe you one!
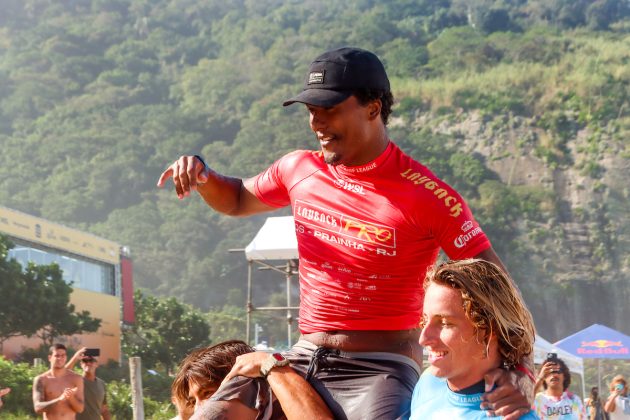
[283,89,351,107]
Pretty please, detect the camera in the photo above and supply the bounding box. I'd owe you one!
[615,383,624,391]
[546,352,558,363]
[84,348,100,357]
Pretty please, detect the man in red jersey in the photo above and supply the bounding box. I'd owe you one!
[158,47,533,419]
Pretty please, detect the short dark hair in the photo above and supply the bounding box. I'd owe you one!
[171,340,253,413]
[542,357,571,391]
[353,89,394,126]
[49,343,67,355]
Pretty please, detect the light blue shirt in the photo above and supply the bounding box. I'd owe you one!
[410,371,539,420]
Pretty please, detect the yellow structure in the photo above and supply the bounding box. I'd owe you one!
[0,206,125,362]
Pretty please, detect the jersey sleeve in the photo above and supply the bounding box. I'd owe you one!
[251,152,297,208]
[419,177,491,260]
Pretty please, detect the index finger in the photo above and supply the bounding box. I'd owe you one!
[157,166,174,187]
[484,369,503,392]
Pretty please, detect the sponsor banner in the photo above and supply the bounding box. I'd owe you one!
[294,200,396,249]
[0,206,120,264]
[577,347,629,355]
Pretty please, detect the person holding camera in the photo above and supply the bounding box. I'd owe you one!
[604,375,630,420]
[66,347,111,420]
[533,355,586,419]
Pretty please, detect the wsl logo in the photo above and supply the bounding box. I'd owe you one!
[454,221,482,248]
[333,179,366,195]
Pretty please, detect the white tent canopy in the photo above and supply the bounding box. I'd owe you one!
[245,216,298,261]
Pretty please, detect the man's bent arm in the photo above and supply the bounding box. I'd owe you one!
[197,174,276,216]
[268,367,334,420]
[33,377,60,414]
[475,247,509,277]
[65,347,87,370]
[66,379,84,413]
[191,400,257,420]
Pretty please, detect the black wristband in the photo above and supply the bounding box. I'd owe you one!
[194,154,208,168]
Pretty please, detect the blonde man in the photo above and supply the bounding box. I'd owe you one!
[411,259,537,419]
[605,375,630,420]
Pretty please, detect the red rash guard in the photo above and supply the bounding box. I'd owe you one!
[253,141,491,333]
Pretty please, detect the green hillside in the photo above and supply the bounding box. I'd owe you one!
[0,0,628,342]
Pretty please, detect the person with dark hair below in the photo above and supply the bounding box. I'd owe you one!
[65,347,111,420]
[533,356,586,419]
[170,340,332,420]
[604,375,630,420]
[32,343,85,419]
[158,46,533,419]
[584,387,608,420]
[410,259,538,419]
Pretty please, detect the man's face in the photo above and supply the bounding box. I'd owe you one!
[306,96,379,167]
[80,359,98,374]
[419,282,497,391]
[189,379,219,413]
[545,369,565,391]
[48,349,67,369]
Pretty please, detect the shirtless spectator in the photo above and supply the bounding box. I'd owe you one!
[33,343,84,419]
[0,387,10,409]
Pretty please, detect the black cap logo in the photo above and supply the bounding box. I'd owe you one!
[308,71,324,85]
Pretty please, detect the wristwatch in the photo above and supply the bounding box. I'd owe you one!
[260,353,289,378]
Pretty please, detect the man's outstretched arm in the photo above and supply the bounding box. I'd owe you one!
[157,155,276,216]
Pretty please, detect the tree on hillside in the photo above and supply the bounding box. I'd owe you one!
[0,235,101,349]
[122,290,210,374]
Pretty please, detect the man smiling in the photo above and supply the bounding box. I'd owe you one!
[159,47,532,419]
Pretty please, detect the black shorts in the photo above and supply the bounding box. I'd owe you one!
[213,340,421,420]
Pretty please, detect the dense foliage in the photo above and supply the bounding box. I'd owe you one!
[0,356,175,419]
[122,289,210,373]
[0,0,628,343]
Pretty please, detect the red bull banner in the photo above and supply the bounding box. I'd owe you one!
[555,324,630,359]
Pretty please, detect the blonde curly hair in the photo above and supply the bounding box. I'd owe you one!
[424,259,535,368]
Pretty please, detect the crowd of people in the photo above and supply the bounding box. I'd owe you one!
[1,46,628,419]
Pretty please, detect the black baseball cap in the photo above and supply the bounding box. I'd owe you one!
[283,47,390,107]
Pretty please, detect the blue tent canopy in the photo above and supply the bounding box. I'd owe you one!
[555,324,630,359]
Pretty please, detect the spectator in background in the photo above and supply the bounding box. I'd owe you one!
[584,386,608,420]
[32,343,84,419]
[65,347,111,420]
[533,356,586,419]
[0,387,10,409]
[604,375,630,420]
